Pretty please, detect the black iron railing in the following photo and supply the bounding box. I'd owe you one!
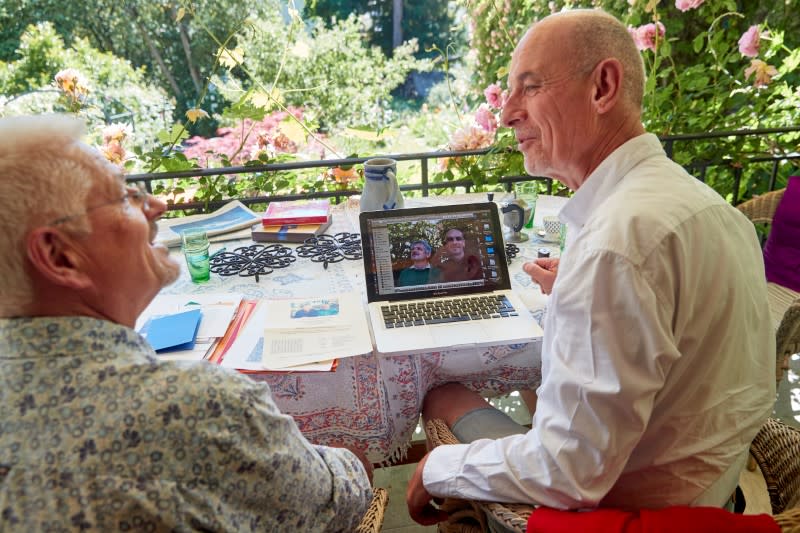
[128,126,800,213]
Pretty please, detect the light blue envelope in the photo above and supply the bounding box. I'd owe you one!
[141,309,203,352]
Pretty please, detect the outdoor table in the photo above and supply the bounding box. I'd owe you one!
[157,192,564,463]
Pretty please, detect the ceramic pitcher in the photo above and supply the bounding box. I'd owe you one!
[360,158,404,212]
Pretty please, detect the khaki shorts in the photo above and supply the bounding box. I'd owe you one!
[450,407,528,443]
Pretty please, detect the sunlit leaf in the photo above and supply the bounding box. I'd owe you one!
[692,33,705,54]
[156,125,189,145]
[219,47,244,69]
[176,7,186,22]
[185,108,209,123]
[249,88,283,109]
[279,118,307,145]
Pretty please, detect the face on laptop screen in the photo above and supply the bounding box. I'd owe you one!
[360,203,511,302]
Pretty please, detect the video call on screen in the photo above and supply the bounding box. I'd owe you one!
[366,209,503,296]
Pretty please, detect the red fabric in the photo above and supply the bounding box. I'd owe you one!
[527,506,780,533]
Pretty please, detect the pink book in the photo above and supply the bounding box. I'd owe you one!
[261,199,331,225]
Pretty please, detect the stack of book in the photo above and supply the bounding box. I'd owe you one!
[252,198,332,243]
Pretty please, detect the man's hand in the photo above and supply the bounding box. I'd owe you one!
[523,258,560,295]
[406,453,449,525]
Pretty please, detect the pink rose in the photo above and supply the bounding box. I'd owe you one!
[475,104,498,133]
[102,123,130,144]
[738,25,761,58]
[449,125,495,151]
[630,22,666,52]
[675,0,704,12]
[483,83,504,109]
[101,141,126,165]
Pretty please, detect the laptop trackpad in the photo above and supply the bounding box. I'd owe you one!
[430,323,480,348]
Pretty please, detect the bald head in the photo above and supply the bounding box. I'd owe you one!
[501,8,648,187]
[523,9,645,112]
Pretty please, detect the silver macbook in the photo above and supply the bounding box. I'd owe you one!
[360,202,543,355]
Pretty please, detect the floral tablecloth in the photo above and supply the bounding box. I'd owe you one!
[159,194,559,463]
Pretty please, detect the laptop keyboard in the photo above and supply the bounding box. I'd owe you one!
[381,295,519,328]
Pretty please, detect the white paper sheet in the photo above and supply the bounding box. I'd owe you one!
[261,293,373,369]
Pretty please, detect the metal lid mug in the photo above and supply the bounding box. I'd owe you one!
[360,158,405,212]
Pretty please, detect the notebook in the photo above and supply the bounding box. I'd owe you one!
[360,202,543,355]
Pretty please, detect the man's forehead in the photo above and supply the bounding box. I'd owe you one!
[509,20,569,83]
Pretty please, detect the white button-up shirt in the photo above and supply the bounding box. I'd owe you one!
[423,133,776,509]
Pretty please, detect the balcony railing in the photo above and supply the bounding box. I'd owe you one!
[128,126,800,214]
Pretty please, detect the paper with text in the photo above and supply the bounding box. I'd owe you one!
[262,293,373,369]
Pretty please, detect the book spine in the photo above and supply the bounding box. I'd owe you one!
[261,215,329,225]
[251,231,309,243]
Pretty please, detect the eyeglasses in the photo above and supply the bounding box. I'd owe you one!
[49,184,150,226]
[445,235,464,242]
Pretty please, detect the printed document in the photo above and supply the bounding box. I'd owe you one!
[262,292,373,369]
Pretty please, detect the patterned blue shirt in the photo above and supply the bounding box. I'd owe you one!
[0,316,372,531]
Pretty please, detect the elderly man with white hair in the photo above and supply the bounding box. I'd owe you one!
[0,114,372,531]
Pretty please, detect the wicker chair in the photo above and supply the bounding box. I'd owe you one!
[736,188,800,383]
[426,418,531,533]
[427,417,800,533]
[355,487,389,533]
[749,418,800,515]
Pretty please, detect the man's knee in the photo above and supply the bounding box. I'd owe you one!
[422,382,492,426]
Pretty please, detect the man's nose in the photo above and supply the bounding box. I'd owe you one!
[501,93,522,128]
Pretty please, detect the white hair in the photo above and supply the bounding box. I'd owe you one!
[0,114,104,313]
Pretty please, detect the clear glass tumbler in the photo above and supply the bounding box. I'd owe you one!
[181,229,211,283]
[514,181,538,229]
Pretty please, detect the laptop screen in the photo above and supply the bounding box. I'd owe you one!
[359,202,512,302]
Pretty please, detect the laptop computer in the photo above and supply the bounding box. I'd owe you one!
[360,202,544,355]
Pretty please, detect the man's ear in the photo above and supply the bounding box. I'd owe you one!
[591,58,623,115]
[26,227,92,290]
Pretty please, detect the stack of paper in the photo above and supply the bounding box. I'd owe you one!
[136,293,243,361]
[219,292,372,372]
[137,292,373,373]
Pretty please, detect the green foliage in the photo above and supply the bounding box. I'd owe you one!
[305,0,459,59]
[387,220,441,263]
[0,20,65,93]
[237,12,431,131]
[460,0,800,197]
[0,22,173,150]
[0,0,283,133]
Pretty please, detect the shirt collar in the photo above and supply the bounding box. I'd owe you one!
[0,316,153,360]
[561,133,665,230]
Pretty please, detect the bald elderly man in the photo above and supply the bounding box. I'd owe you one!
[407,9,774,528]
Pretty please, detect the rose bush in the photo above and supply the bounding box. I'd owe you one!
[462,0,800,199]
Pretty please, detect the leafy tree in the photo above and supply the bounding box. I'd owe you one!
[234,11,431,131]
[305,0,456,58]
[0,22,172,146]
[0,0,283,133]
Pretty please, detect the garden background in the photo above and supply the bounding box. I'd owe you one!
[1,0,799,212]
